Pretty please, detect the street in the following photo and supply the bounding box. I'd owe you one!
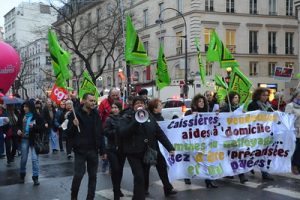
[0,152,300,200]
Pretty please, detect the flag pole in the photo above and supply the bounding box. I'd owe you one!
[72,108,80,133]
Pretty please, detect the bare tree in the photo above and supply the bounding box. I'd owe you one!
[50,0,124,84]
[14,57,34,99]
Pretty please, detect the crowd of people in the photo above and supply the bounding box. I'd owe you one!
[0,87,299,200]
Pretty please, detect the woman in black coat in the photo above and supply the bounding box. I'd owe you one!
[119,96,175,200]
[220,92,248,183]
[104,101,125,200]
[247,87,274,180]
[184,94,218,188]
[144,98,177,197]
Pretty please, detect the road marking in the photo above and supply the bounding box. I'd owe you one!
[154,180,205,191]
[223,178,300,199]
[221,178,262,188]
[263,186,300,199]
[96,189,154,200]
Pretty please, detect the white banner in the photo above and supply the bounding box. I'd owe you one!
[158,111,296,180]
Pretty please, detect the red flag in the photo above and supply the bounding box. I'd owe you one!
[50,84,69,105]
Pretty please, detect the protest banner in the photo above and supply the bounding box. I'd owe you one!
[158,111,296,180]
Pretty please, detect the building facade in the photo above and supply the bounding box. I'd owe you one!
[54,0,298,100]
[4,2,57,48]
[0,27,3,41]
[18,38,53,98]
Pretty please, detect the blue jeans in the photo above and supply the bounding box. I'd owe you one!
[20,139,39,176]
[49,129,59,151]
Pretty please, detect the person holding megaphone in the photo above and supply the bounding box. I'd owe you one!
[119,96,175,200]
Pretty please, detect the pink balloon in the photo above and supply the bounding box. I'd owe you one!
[0,41,21,94]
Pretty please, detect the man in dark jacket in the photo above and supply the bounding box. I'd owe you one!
[119,96,175,200]
[68,93,106,200]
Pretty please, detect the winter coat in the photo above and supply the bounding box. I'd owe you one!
[104,114,122,151]
[67,106,105,155]
[17,113,45,146]
[247,100,273,112]
[119,109,174,154]
[285,102,300,138]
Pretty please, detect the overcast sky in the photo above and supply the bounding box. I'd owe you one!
[0,0,54,28]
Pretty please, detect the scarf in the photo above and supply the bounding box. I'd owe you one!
[24,112,33,135]
[256,100,272,111]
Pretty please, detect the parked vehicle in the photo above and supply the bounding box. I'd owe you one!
[161,98,191,120]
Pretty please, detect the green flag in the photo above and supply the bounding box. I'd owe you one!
[206,30,239,68]
[79,71,99,101]
[156,45,171,90]
[297,73,300,79]
[48,29,71,88]
[214,75,227,103]
[214,75,227,89]
[229,67,252,104]
[194,38,206,85]
[125,15,151,66]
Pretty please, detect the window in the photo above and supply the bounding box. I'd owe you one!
[143,41,149,54]
[285,32,294,55]
[268,32,276,54]
[285,62,294,68]
[97,8,101,22]
[46,56,51,65]
[205,0,214,11]
[249,31,258,54]
[87,13,91,26]
[97,53,101,67]
[204,28,214,52]
[159,36,164,46]
[226,29,236,53]
[249,62,258,76]
[107,76,112,87]
[175,64,184,79]
[79,16,84,29]
[159,2,164,19]
[249,0,257,14]
[269,0,277,15]
[206,62,213,76]
[268,62,276,76]
[143,9,148,27]
[176,32,183,55]
[286,0,293,16]
[133,71,139,82]
[177,0,183,13]
[143,70,147,81]
[226,0,235,13]
[64,25,68,33]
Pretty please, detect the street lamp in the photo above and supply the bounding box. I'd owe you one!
[156,7,188,98]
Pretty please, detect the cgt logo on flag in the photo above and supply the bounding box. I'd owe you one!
[50,84,68,104]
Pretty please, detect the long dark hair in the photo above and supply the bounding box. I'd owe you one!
[252,87,269,101]
[191,94,209,112]
[225,91,240,105]
[21,100,37,117]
